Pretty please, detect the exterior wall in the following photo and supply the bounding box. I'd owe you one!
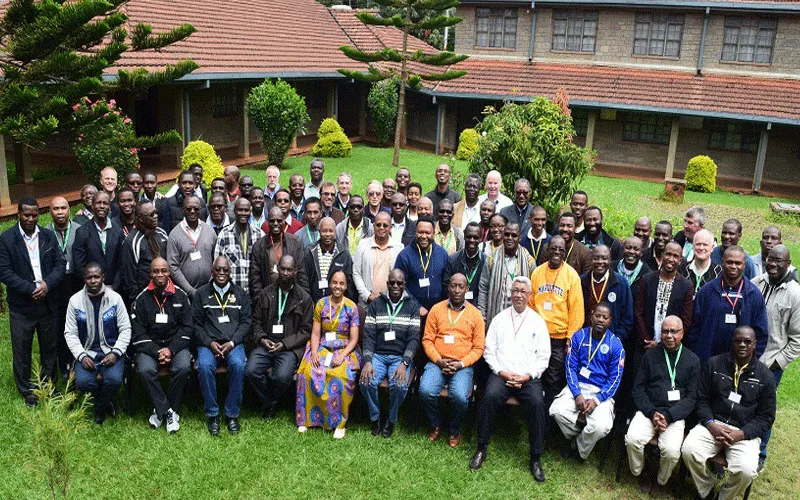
[455,5,533,60]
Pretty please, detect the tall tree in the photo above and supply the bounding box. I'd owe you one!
[338,0,467,167]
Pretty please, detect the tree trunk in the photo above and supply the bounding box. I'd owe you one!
[392,7,411,168]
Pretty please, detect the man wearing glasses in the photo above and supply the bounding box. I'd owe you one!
[272,189,304,235]
[434,199,464,256]
[364,180,390,222]
[389,193,416,246]
[318,181,345,224]
[353,212,403,309]
[335,195,373,255]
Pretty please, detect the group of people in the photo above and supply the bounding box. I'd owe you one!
[0,159,796,498]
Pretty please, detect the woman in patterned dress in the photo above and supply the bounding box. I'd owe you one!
[296,270,361,439]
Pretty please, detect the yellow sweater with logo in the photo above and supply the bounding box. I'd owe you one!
[528,262,584,339]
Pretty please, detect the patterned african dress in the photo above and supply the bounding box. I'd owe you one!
[295,296,362,430]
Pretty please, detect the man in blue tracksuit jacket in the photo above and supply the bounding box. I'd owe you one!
[394,216,449,313]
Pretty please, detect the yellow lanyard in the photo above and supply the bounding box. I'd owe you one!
[447,305,466,329]
[587,331,606,364]
[566,242,574,262]
[214,292,231,315]
[733,362,748,392]
[437,230,454,251]
[240,231,248,256]
[417,244,432,277]
[591,274,609,304]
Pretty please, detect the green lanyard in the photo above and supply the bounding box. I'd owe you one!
[438,230,453,251]
[385,300,404,328]
[663,344,683,390]
[464,258,480,286]
[58,222,71,253]
[505,255,517,281]
[277,288,289,323]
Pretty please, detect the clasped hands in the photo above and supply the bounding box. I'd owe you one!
[707,421,745,448]
[498,371,530,389]
[435,358,462,375]
[574,394,598,415]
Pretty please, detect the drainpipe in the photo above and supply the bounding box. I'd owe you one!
[528,1,537,63]
[183,89,191,147]
[697,7,710,75]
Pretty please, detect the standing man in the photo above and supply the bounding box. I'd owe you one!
[160,170,208,232]
[223,165,241,205]
[395,168,411,197]
[425,163,461,214]
[364,180,388,222]
[250,206,309,299]
[674,207,705,262]
[124,171,143,197]
[264,165,281,200]
[520,206,551,266]
[245,255,313,420]
[710,219,757,279]
[304,158,325,199]
[381,178,397,211]
[678,228,721,294]
[120,201,169,307]
[453,174,481,230]
[577,206,623,261]
[167,195,217,297]
[304,217,356,302]
[359,269,421,438]
[113,187,137,236]
[214,198,264,295]
[543,212,592,276]
[352,212,403,309]
[478,199,496,243]
[389,192,415,246]
[443,223,489,308]
[335,195,373,255]
[681,326,775,500]
[73,191,125,289]
[752,226,797,280]
[99,166,120,218]
[580,244,634,342]
[238,176,255,201]
[209,177,226,198]
[297,197,323,250]
[478,170,512,211]
[395,216,449,315]
[642,220,673,271]
[319,181,345,224]
[73,184,97,225]
[567,191,588,235]
[612,236,651,299]
[470,276,550,482]
[420,274,485,447]
[288,174,306,221]
[634,217,652,250]
[130,257,193,433]
[499,178,533,230]
[273,189,304,235]
[140,172,164,204]
[434,199,464,255]
[478,221,534,324]
[207,192,231,235]
[334,172,352,214]
[193,256,251,436]
[248,187,268,231]
[0,197,66,405]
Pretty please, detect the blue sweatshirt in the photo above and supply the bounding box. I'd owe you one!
[580,271,634,342]
[566,326,625,403]
[686,276,768,364]
[710,246,756,280]
[394,241,449,311]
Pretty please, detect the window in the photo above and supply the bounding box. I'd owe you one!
[721,16,777,64]
[572,110,588,137]
[633,13,684,58]
[213,87,239,118]
[708,121,759,153]
[552,10,598,53]
[475,8,518,49]
[622,113,672,144]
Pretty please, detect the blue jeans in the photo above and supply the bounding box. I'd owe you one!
[418,361,474,434]
[73,355,124,413]
[359,353,409,423]
[197,345,246,418]
[760,367,783,459]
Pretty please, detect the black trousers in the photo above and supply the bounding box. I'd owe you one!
[10,307,57,398]
[543,338,567,409]
[136,350,193,418]
[55,274,82,376]
[244,347,298,408]
[477,373,545,460]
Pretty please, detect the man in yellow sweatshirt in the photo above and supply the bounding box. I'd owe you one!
[529,235,585,406]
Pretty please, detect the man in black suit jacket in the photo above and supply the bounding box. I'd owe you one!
[0,197,66,405]
[73,191,125,289]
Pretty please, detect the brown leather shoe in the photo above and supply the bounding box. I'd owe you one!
[428,426,441,442]
[448,434,461,447]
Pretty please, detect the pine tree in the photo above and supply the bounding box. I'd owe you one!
[338,0,467,167]
[0,0,198,148]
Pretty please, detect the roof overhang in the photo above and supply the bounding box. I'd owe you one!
[459,1,800,13]
[103,71,349,83]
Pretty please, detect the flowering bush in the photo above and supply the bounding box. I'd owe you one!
[73,98,140,186]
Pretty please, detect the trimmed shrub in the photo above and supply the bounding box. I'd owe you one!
[456,128,480,160]
[685,155,717,193]
[247,79,310,166]
[367,78,399,145]
[312,118,352,158]
[181,140,224,187]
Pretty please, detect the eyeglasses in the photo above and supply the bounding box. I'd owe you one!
[391,202,406,207]
[510,289,528,295]
[439,210,453,215]
[662,328,683,335]
[374,223,390,228]
[734,338,753,345]
[387,280,404,286]
[349,205,364,210]
[321,192,335,197]
[368,192,381,196]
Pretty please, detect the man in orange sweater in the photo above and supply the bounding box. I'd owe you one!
[529,235,585,406]
[420,273,486,448]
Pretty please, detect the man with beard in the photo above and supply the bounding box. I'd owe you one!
[121,201,169,307]
[265,165,281,201]
[249,207,308,299]
[580,244,633,342]
[425,164,461,214]
[444,223,489,307]
[167,195,217,297]
[478,221,534,324]
[499,178,534,230]
[453,174,482,230]
[678,229,721,294]
[434,199,464,255]
[521,206,551,266]
[577,206,622,261]
[542,212,592,275]
[642,220,673,271]
[304,217,356,302]
[710,219,757,279]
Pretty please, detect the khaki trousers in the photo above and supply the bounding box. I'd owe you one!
[624,411,685,485]
[549,384,614,459]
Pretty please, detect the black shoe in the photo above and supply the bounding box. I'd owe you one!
[106,401,117,418]
[530,460,546,482]
[207,416,220,436]
[381,421,394,438]
[371,420,381,436]
[227,417,240,434]
[94,407,106,425]
[469,449,487,471]
[24,394,38,407]
[261,403,278,421]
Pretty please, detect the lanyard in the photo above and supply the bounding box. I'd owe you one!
[505,254,517,281]
[240,231,248,256]
[511,308,528,337]
[437,229,454,251]
[464,255,480,286]
[591,274,609,304]
[447,306,466,328]
[546,264,564,291]
[306,225,318,245]
[531,238,543,261]
[214,291,231,315]
[586,330,606,365]
[24,232,39,253]
[417,244,432,277]
[58,222,71,253]
[153,293,167,313]
[722,277,745,314]
[566,242,574,262]
[277,288,289,322]
[663,344,683,390]
[385,300,404,327]
[184,223,200,248]
[733,362,748,392]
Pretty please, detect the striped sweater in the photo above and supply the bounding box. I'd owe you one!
[363,292,421,365]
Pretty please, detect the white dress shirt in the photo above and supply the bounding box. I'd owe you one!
[20,224,43,282]
[484,305,551,379]
[478,192,512,212]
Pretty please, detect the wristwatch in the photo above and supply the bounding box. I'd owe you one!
[402,359,410,367]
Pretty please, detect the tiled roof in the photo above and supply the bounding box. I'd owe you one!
[332,9,439,54]
[426,60,800,124]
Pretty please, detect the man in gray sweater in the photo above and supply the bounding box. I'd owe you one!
[167,195,217,297]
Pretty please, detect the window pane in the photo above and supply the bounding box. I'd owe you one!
[582,35,595,52]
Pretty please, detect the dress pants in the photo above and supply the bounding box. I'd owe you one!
[624,411,685,485]
[244,346,298,409]
[549,384,615,459]
[759,367,783,460]
[55,274,82,377]
[543,338,567,407]
[10,307,57,398]
[681,423,760,500]
[477,373,545,460]
[136,349,193,418]
[196,345,246,418]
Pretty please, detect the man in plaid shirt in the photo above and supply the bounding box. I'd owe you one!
[214,198,264,295]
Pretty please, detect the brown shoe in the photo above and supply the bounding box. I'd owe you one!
[428,427,441,442]
[448,434,461,447]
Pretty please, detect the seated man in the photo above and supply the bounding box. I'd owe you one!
[359,269,421,438]
[681,326,776,500]
[245,255,313,420]
[64,262,131,424]
[192,256,252,436]
[130,257,193,433]
[550,302,625,460]
[625,315,700,494]
[470,277,550,483]
[419,274,485,447]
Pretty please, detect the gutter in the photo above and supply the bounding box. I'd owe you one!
[528,1,536,63]
[458,0,800,13]
[697,7,710,75]
[102,72,349,83]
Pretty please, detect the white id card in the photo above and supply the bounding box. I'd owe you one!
[580,367,592,379]
[543,301,553,311]
[465,291,474,300]
[324,355,333,367]
[273,324,284,334]
[725,314,737,324]
[325,332,337,342]
[190,251,202,261]
[728,391,742,404]
[218,315,230,324]
[272,265,278,273]
[155,313,168,324]
[66,261,70,271]
[419,278,430,288]
[667,390,681,401]
[318,279,328,289]
[444,334,455,344]
[384,331,396,342]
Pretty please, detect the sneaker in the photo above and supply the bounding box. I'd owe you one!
[333,428,346,439]
[149,410,163,429]
[165,409,180,434]
[298,425,308,433]
[758,456,766,473]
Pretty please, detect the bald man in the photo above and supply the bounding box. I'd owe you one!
[223,165,241,205]
[478,170,512,211]
[304,217,356,302]
[634,217,652,250]
[425,163,462,215]
[417,197,434,218]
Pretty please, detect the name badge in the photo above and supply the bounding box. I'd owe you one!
[579,367,592,379]
[66,261,70,271]
[324,355,333,367]
[190,251,202,261]
[273,324,284,334]
[218,315,230,324]
[728,391,742,404]
[419,278,430,288]
[725,314,737,324]
[506,287,512,297]
[384,330,396,342]
[155,313,168,324]
[444,334,455,344]
[465,291,474,300]
[325,332,337,342]
[318,279,328,289]
[667,390,681,401]
[272,265,277,273]
[543,301,553,311]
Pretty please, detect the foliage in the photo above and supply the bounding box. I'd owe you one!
[246,79,310,166]
[455,128,479,160]
[338,0,468,166]
[367,78,399,145]
[21,365,90,499]
[685,155,718,193]
[471,98,594,217]
[181,140,225,186]
[312,118,352,158]
[0,0,198,149]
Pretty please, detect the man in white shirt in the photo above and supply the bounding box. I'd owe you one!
[477,170,512,211]
[470,276,550,482]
